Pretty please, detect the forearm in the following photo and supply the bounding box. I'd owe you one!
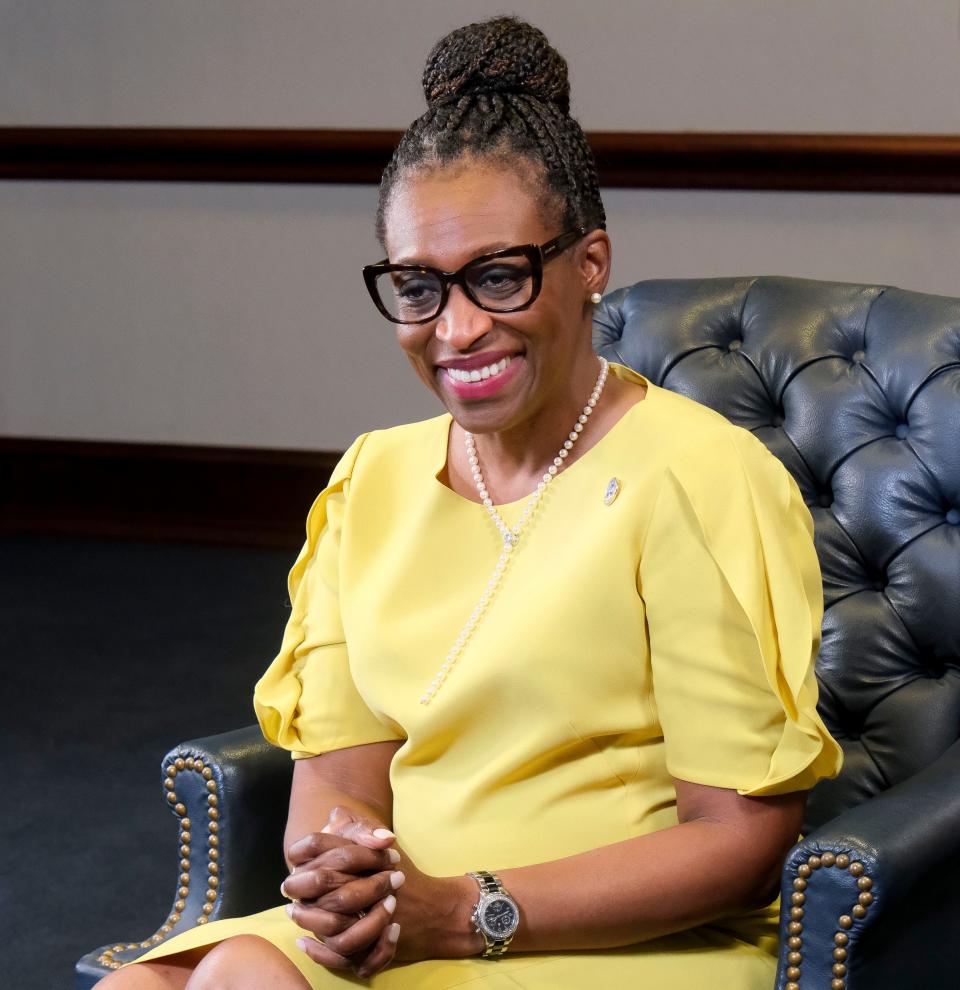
[284,784,390,867]
[284,744,400,867]
[492,817,779,952]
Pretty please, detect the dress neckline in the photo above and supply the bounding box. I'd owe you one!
[431,363,655,509]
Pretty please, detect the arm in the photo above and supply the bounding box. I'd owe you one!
[283,739,402,869]
[302,775,805,965]
[289,773,804,970]
[492,778,806,951]
[282,740,407,978]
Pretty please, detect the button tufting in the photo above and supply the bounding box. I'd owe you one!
[852,349,866,363]
[895,423,909,440]
[728,339,742,352]
[947,509,960,525]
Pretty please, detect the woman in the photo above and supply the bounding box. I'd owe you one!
[102,16,841,990]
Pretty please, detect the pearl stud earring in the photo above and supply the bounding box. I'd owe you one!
[590,292,602,305]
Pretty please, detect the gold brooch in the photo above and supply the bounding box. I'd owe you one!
[604,477,621,506]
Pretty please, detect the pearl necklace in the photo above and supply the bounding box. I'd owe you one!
[419,357,609,705]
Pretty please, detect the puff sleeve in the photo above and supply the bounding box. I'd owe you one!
[254,433,403,759]
[639,426,842,796]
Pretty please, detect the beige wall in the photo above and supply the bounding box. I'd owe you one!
[6,0,960,131]
[3,1,960,449]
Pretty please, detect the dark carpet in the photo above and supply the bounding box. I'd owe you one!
[2,534,295,989]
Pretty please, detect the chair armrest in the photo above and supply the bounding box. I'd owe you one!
[75,725,292,989]
[775,738,960,990]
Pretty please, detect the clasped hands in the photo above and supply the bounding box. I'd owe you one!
[281,807,479,980]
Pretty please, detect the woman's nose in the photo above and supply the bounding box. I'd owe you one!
[434,285,494,348]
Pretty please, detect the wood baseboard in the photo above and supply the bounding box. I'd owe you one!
[0,437,342,548]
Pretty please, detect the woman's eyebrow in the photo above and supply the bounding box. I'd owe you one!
[393,242,519,267]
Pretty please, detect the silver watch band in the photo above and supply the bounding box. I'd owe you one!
[471,870,502,896]
[469,871,517,959]
[482,937,511,957]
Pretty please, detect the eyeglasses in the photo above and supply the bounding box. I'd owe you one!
[362,227,589,325]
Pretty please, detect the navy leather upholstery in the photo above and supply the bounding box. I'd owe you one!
[80,276,960,989]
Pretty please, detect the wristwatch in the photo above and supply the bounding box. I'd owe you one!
[468,870,520,958]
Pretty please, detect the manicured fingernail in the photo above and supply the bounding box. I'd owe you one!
[320,824,333,834]
[280,881,288,898]
[373,828,395,840]
[285,904,294,918]
[387,923,401,944]
[390,870,405,889]
[383,894,396,913]
[387,848,401,864]
[296,937,308,952]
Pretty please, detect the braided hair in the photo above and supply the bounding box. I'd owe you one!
[375,16,606,246]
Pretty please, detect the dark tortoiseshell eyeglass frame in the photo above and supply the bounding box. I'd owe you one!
[362,226,590,325]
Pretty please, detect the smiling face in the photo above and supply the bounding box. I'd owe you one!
[382,159,609,438]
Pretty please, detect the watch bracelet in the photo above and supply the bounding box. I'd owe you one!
[469,870,503,895]
[468,870,518,959]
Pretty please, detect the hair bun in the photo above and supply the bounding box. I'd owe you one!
[422,16,570,115]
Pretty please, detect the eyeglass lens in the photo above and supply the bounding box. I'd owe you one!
[375,253,535,323]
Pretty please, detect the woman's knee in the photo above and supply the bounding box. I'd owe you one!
[95,957,195,990]
[186,935,310,990]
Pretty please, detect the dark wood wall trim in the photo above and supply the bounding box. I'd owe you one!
[2,127,959,193]
[1,437,341,549]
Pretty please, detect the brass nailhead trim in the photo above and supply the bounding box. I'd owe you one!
[97,756,221,970]
[782,851,874,990]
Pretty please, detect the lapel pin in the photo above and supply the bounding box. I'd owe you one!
[604,477,621,506]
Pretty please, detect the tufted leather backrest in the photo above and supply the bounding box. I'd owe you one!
[594,276,960,830]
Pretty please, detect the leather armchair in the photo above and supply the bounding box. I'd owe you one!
[595,276,960,989]
[79,276,960,990]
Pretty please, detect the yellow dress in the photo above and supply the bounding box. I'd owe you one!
[135,365,841,987]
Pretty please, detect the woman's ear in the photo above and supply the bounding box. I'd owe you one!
[579,229,613,299]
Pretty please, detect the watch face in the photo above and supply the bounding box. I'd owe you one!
[481,896,518,938]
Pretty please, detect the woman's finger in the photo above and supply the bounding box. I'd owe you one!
[334,819,397,850]
[320,805,356,836]
[286,902,354,938]
[295,935,352,971]
[287,830,353,868]
[282,865,366,902]
[315,870,405,915]
[318,805,398,850]
[292,842,400,880]
[354,922,401,981]
[323,895,397,959]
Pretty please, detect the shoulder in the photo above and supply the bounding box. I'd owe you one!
[637,388,817,589]
[333,414,450,487]
[627,381,795,513]
[302,414,449,543]
[610,363,748,456]
[613,372,779,480]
